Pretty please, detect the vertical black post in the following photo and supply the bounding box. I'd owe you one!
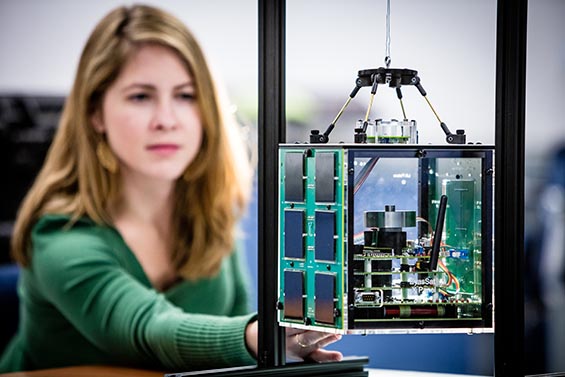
[495,0,527,375]
[258,0,286,368]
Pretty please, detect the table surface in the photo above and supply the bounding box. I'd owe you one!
[0,365,164,377]
[0,365,490,377]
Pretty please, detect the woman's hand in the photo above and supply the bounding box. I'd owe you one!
[245,320,343,362]
[285,327,343,362]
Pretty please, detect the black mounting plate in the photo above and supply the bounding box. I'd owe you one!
[357,67,418,88]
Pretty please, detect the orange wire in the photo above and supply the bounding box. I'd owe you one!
[438,259,460,293]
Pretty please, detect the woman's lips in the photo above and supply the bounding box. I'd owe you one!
[146,144,180,157]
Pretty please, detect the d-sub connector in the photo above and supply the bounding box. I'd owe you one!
[362,293,376,302]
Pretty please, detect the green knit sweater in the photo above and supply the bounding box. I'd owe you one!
[0,215,257,372]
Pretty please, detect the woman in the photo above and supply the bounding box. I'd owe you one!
[0,4,341,372]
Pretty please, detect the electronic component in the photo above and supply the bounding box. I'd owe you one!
[278,145,493,334]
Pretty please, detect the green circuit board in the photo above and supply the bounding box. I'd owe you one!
[278,148,346,331]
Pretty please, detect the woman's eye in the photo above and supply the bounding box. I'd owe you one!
[177,92,196,101]
[128,93,150,102]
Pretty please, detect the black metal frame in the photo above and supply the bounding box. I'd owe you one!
[166,357,370,377]
[494,0,527,376]
[258,0,528,376]
[258,0,286,368]
[257,0,367,376]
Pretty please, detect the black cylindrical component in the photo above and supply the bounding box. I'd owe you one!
[370,77,379,94]
[440,121,451,136]
[396,87,403,99]
[414,79,427,96]
[322,124,335,138]
[377,230,407,256]
[350,84,361,98]
[429,195,448,271]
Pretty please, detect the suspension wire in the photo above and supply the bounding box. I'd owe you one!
[399,98,407,119]
[364,93,376,123]
[424,96,443,123]
[330,97,353,126]
[384,0,391,68]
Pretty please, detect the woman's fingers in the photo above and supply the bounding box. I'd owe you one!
[306,348,343,362]
[285,329,343,362]
[285,327,303,337]
[296,331,340,348]
[316,334,342,349]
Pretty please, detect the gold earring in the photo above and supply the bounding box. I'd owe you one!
[96,141,118,174]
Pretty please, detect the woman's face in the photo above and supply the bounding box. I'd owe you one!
[94,44,203,183]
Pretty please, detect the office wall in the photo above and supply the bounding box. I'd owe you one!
[0,0,258,97]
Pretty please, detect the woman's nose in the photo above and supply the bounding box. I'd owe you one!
[151,99,178,131]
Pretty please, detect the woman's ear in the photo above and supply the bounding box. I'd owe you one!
[91,111,105,133]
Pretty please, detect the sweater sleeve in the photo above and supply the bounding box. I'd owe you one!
[30,223,256,371]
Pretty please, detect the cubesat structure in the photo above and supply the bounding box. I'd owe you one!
[277,68,494,334]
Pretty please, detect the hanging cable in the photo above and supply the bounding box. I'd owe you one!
[384,0,391,68]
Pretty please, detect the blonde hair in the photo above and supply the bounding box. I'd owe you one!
[11,4,252,279]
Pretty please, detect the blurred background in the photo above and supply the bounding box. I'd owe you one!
[1,0,564,375]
